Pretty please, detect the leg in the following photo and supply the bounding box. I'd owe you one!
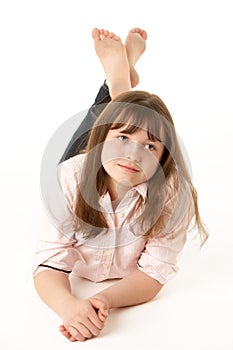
[93,28,131,99]
[59,29,129,164]
[59,28,147,164]
[125,28,147,88]
[58,80,111,164]
[94,27,147,94]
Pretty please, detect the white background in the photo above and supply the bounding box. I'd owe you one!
[0,0,233,349]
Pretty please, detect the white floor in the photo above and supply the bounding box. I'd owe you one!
[1,233,233,350]
[1,1,233,349]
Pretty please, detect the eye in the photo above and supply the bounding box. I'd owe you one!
[144,144,156,151]
[117,135,128,142]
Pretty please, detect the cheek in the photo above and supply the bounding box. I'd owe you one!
[101,140,125,165]
[141,153,160,179]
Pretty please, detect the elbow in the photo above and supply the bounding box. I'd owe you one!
[149,279,163,300]
[137,269,164,301]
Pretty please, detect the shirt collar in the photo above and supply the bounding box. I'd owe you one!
[133,182,148,203]
[99,182,148,206]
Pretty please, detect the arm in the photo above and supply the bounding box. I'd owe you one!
[93,268,163,309]
[59,268,162,341]
[34,270,106,342]
[34,269,74,318]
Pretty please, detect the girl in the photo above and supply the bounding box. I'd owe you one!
[33,28,208,342]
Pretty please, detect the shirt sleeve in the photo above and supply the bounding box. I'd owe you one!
[137,229,187,285]
[33,156,82,277]
[137,174,195,285]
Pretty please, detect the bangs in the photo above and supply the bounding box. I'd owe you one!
[92,98,174,151]
[110,107,166,144]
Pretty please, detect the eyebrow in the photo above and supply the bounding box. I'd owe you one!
[117,131,163,144]
[148,136,163,144]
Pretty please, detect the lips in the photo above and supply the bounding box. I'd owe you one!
[117,163,140,173]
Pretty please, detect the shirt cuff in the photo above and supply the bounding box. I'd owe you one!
[137,258,178,285]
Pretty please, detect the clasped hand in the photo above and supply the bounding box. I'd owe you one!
[59,296,109,342]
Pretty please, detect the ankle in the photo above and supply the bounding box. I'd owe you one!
[110,81,131,99]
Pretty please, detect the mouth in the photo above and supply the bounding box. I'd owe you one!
[117,163,140,173]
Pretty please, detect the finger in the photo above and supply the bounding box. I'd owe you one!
[98,309,108,322]
[59,325,72,340]
[67,325,86,342]
[59,325,78,341]
[73,322,92,339]
[88,311,105,331]
[69,336,78,342]
[61,330,72,340]
[100,307,109,317]
[59,325,66,332]
[88,305,105,329]
[83,317,103,337]
[89,298,109,317]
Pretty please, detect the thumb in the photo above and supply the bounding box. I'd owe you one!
[89,297,109,315]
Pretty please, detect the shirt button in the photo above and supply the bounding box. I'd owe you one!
[99,274,106,280]
[118,212,124,218]
[104,249,112,256]
[102,263,107,268]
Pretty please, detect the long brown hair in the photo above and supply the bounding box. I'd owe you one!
[74,91,208,246]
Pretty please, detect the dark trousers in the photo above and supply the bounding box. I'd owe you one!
[59,81,111,164]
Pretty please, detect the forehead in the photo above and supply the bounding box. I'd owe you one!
[108,123,164,143]
[110,106,166,137]
[109,124,147,135]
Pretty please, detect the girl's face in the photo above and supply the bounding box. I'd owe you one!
[101,125,165,190]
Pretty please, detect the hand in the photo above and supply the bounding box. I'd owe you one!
[89,296,109,322]
[59,297,106,342]
[59,297,109,342]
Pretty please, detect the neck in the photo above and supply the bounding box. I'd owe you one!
[107,177,132,204]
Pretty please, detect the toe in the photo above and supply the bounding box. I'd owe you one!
[103,30,109,37]
[129,28,147,40]
[141,29,147,40]
[92,28,101,41]
[129,28,137,33]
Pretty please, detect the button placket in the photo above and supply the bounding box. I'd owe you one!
[97,248,114,281]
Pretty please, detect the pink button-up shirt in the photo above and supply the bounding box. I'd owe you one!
[33,154,194,285]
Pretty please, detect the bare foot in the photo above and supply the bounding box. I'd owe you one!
[125,28,147,88]
[92,28,131,99]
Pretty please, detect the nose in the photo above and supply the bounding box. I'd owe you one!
[126,141,142,163]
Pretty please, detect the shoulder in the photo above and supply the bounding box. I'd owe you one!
[58,153,86,176]
[57,153,87,190]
